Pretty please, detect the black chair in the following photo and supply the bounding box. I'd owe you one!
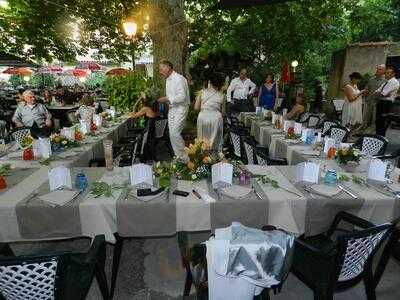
[297,112,309,124]
[0,235,109,300]
[88,140,138,167]
[320,120,339,135]
[242,136,268,165]
[10,127,31,148]
[373,147,400,168]
[326,125,350,143]
[306,114,321,128]
[255,149,287,166]
[228,128,245,161]
[291,211,394,300]
[183,226,291,300]
[353,134,388,156]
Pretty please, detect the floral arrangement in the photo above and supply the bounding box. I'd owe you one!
[335,147,362,165]
[153,139,226,181]
[0,164,12,176]
[285,127,299,140]
[50,134,80,149]
[99,112,112,121]
[20,135,34,149]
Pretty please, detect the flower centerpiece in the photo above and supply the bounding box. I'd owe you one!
[285,127,298,140]
[50,134,80,151]
[335,147,362,172]
[20,135,34,160]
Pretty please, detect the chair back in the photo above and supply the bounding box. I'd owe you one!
[355,135,388,156]
[321,120,339,135]
[307,115,321,128]
[297,112,309,123]
[337,223,392,282]
[255,152,269,166]
[242,136,256,165]
[11,127,31,149]
[328,125,349,143]
[229,130,242,158]
[154,118,168,139]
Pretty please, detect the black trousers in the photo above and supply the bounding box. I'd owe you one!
[229,98,255,114]
[376,100,393,136]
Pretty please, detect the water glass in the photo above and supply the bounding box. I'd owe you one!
[103,139,114,171]
[75,172,88,191]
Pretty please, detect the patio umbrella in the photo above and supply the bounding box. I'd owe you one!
[77,62,101,71]
[37,66,63,74]
[106,67,129,76]
[62,69,89,77]
[2,67,33,76]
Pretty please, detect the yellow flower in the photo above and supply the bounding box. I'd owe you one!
[187,161,195,170]
[202,156,211,164]
[201,141,211,151]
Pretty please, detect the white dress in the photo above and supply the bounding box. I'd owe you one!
[342,84,363,126]
[197,88,224,151]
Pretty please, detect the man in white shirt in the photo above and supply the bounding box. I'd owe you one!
[226,68,256,113]
[158,60,190,162]
[374,66,400,136]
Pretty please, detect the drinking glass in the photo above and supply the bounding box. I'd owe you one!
[103,140,114,171]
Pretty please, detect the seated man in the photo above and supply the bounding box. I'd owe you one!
[12,90,52,128]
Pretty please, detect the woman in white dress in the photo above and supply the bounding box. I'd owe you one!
[195,74,224,151]
[342,72,365,129]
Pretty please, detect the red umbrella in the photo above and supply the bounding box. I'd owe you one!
[62,69,89,77]
[106,67,129,76]
[3,67,33,76]
[77,62,101,71]
[37,66,63,74]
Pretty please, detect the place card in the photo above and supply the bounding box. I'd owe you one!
[296,162,320,184]
[212,162,233,187]
[93,114,103,128]
[323,137,336,154]
[130,163,153,186]
[294,122,302,135]
[39,137,52,159]
[283,120,294,132]
[48,166,72,191]
[367,159,387,182]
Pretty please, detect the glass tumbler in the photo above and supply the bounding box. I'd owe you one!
[103,140,114,171]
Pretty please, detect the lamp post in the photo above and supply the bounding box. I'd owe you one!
[291,60,299,73]
[123,20,138,70]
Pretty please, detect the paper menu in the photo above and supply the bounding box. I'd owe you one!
[367,159,387,182]
[294,122,302,135]
[130,163,153,186]
[212,162,233,187]
[296,162,320,183]
[323,138,336,154]
[283,120,294,132]
[48,166,72,191]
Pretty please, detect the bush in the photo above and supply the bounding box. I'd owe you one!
[85,72,107,90]
[30,73,55,88]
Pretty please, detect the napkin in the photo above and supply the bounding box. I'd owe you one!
[310,184,342,197]
[39,189,79,207]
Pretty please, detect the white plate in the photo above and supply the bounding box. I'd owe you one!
[310,184,341,197]
[220,185,252,199]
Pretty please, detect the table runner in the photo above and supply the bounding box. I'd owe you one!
[0,168,39,196]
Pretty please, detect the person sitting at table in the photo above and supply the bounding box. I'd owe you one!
[43,88,53,104]
[130,95,159,120]
[75,94,96,122]
[12,90,52,128]
[55,86,77,105]
[285,93,306,120]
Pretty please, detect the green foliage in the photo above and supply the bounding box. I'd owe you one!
[85,72,107,90]
[30,73,56,88]
[8,75,22,87]
[103,72,151,111]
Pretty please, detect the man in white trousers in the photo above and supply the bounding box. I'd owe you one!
[158,60,190,162]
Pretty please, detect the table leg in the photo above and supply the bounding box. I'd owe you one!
[110,233,124,299]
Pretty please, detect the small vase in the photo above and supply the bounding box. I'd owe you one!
[23,148,34,161]
[0,176,7,190]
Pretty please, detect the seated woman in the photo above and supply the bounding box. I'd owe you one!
[130,97,158,120]
[75,95,96,122]
[285,94,306,120]
[194,73,224,151]
[42,88,53,104]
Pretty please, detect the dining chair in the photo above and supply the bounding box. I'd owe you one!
[10,127,31,149]
[353,134,388,156]
[0,235,109,300]
[306,115,321,128]
[326,125,350,143]
[297,112,309,124]
[229,128,245,161]
[254,149,287,166]
[183,226,292,300]
[320,120,339,135]
[291,211,395,300]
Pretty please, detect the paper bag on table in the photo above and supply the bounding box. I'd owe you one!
[48,166,72,191]
[296,162,320,184]
[130,163,153,186]
[367,159,387,182]
[212,162,233,187]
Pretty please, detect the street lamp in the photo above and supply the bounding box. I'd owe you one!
[291,60,299,73]
[123,20,138,70]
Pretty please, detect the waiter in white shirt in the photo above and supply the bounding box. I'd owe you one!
[374,65,400,136]
[226,68,256,113]
[158,60,190,162]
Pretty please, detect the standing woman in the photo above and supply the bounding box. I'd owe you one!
[258,73,278,110]
[342,72,364,129]
[195,74,224,151]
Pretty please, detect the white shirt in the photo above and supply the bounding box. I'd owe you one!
[376,77,400,102]
[226,77,256,102]
[166,71,190,107]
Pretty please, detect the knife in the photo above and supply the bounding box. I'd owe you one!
[338,184,358,199]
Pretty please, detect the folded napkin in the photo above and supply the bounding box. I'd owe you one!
[39,189,79,207]
[6,151,23,159]
[310,184,342,197]
[193,186,217,203]
[300,150,320,156]
[220,185,253,199]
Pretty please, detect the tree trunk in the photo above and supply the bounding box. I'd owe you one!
[149,0,188,89]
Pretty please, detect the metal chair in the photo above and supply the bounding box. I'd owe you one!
[255,149,288,166]
[306,114,321,128]
[291,211,395,300]
[326,125,350,143]
[229,128,244,161]
[243,136,257,164]
[353,134,388,156]
[0,235,109,300]
[297,112,309,124]
[320,120,339,135]
[10,127,31,149]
